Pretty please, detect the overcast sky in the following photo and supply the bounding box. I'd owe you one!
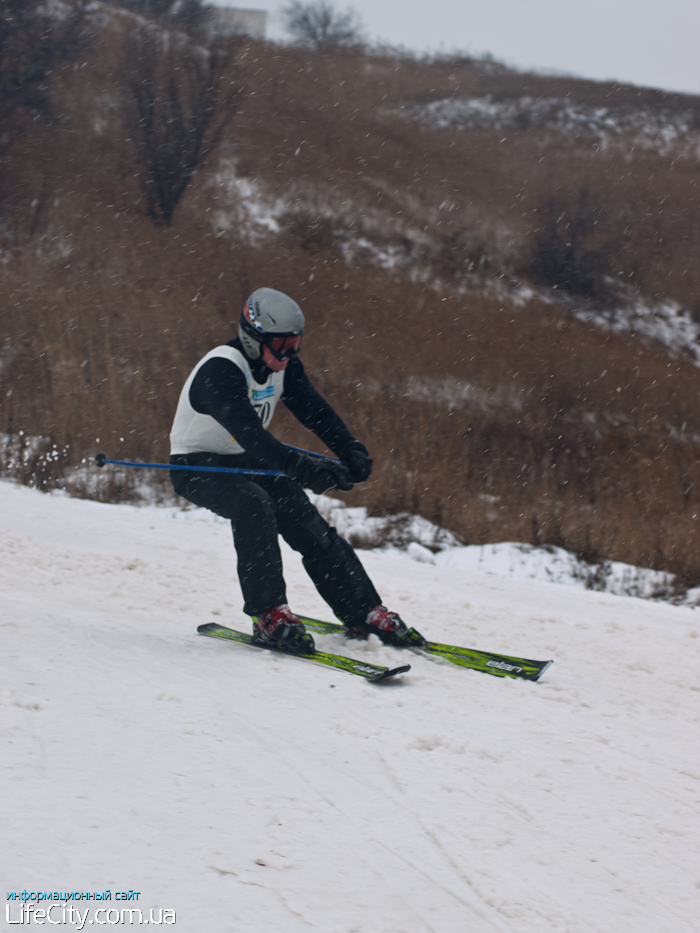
[216,0,700,96]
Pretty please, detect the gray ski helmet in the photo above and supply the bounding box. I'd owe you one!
[239,288,305,360]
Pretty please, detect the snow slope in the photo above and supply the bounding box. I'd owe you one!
[1,481,699,932]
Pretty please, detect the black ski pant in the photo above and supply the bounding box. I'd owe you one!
[170,452,381,626]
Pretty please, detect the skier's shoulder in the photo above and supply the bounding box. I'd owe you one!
[190,344,250,399]
[193,340,248,376]
[202,340,248,367]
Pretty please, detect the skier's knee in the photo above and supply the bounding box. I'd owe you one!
[296,513,335,553]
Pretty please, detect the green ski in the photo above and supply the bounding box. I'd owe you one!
[197,623,410,682]
[297,617,552,682]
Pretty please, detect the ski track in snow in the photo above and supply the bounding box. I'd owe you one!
[1,481,699,932]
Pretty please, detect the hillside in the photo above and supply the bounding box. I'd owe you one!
[3,3,700,574]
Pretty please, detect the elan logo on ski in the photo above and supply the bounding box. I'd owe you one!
[486,660,524,674]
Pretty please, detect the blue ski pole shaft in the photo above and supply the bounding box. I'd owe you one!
[94,454,284,477]
[94,443,340,476]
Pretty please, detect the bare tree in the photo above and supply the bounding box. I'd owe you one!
[121,26,240,225]
[529,189,617,303]
[0,0,87,123]
[280,0,364,51]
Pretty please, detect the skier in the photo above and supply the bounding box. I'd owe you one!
[169,287,425,654]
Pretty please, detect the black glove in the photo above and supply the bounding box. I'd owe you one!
[338,441,373,484]
[285,451,354,494]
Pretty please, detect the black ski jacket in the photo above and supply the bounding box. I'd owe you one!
[187,338,355,470]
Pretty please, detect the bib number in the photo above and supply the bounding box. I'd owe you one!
[253,399,272,426]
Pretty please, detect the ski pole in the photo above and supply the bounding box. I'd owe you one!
[94,454,285,477]
[282,443,337,461]
[95,443,341,475]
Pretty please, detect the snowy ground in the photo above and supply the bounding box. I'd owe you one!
[2,481,699,932]
[406,95,700,157]
[311,494,681,602]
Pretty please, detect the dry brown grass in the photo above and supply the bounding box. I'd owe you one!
[3,14,700,577]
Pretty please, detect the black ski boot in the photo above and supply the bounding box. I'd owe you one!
[252,604,316,655]
[344,605,426,648]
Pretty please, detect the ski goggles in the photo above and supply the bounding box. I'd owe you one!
[264,334,302,361]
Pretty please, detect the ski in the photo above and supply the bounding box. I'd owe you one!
[196,623,411,682]
[297,617,552,682]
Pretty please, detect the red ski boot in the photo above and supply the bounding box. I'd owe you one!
[252,604,315,654]
[345,605,426,648]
